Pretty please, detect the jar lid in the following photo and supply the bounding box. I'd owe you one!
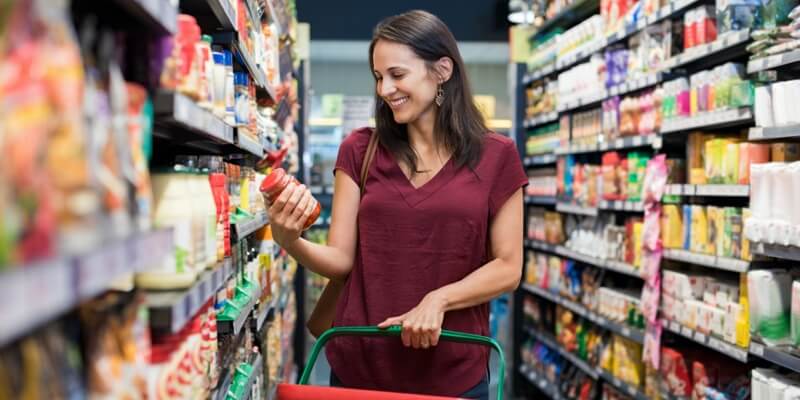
[260,168,286,193]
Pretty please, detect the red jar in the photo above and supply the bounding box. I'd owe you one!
[260,168,321,229]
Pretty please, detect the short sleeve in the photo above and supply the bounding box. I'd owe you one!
[489,140,528,218]
[333,127,373,185]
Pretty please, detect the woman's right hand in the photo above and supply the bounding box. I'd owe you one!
[265,181,316,248]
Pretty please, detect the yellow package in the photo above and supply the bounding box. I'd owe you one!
[662,204,683,249]
[690,206,708,254]
[613,336,644,387]
[722,141,740,184]
[688,133,711,183]
[633,221,644,267]
[736,273,751,348]
[741,208,752,261]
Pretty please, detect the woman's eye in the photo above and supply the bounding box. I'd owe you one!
[392,74,404,79]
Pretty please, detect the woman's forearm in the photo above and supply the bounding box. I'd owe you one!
[432,256,522,312]
[283,238,353,281]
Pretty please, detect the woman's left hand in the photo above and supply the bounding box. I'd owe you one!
[377,291,447,349]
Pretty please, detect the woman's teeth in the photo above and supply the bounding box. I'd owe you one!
[389,97,408,107]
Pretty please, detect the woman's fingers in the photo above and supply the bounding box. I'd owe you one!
[292,189,312,228]
[280,183,305,219]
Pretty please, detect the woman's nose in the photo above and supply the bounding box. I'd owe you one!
[379,79,395,97]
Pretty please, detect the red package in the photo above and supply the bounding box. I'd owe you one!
[661,347,692,397]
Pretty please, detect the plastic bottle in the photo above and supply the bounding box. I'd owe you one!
[212,51,226,117]
[234,72,250,126]
[197,163,218,269]
[260,168,321,229]
[224,50,235,125]
[197,34,214,108]
[136,166,198,289]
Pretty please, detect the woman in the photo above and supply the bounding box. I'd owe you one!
[265,9,526,399]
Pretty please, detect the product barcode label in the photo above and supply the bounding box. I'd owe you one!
[670,321,680,331]
[627,385,637,396]
[622,327,631,337]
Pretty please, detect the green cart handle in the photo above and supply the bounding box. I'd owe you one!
[298,325,505,400]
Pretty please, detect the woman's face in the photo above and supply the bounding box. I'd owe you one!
[372,40,440,125]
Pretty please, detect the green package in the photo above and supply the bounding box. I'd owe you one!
[730,80,754,107]
[725,207,742,259]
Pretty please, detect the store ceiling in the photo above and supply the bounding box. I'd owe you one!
[296,0,511,42]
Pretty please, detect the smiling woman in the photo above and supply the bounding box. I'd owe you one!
[262,9,527,400]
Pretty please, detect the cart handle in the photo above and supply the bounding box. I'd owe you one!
[298,325,505,400]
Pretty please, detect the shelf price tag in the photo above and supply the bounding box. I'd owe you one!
[694,331,707,343]
[750,342,765,357]
[681,326,693,338]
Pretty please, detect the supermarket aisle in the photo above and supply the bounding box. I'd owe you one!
[0,0,307,398]
[511,0,800,398]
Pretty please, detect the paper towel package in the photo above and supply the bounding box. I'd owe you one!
[748,270,793,345]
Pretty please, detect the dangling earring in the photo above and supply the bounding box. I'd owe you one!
[435,84,444,107]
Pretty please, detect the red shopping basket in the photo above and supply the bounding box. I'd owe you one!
[277,325,505,400]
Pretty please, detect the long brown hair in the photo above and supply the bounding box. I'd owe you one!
[369,10,487,174]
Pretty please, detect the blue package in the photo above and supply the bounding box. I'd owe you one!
[682,204,692,250]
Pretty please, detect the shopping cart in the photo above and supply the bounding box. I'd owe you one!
[277,325,505,400]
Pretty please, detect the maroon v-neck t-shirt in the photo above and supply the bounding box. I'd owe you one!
[326,127,527,397]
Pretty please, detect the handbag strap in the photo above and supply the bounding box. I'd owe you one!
[359,130,379,196]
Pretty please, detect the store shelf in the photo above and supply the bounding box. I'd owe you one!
[154,91,235,145]
[663,30,751,70]
[599,200,645,212]
[522,283,561,304]
[749,124,800,141]
[664,184,750,197]
[235,131,265,157]
[529,0,600,41]
[233,41,270,94]
[232,212,269,241]
[524,112,559,128]
[747,49,800,74]
[145,258,233,334]
[597,370,649,400]
[219,295,257,336]
[556,39,607,71]
[242,354,264,400]
[556,134,660,155]
[112,0,177,34]
[519,365,563,400]
[522,284,645,344]
[662,248,749,273]
[523,64,557,84]
[525,239,559,253]
[607,73,663,97]
[557,90,607,113]
[264,0,284,35]
[604,260,643,278]
[524,153,558,167]
[662,319,748,362]
[0,229,173,346]
[207,0,238,30]
[554,245,642,278]
[753,242,800,262]
[526,196,557,206]
[660,107,753,134]
[556,202,598,216]
[750,341,800,374]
